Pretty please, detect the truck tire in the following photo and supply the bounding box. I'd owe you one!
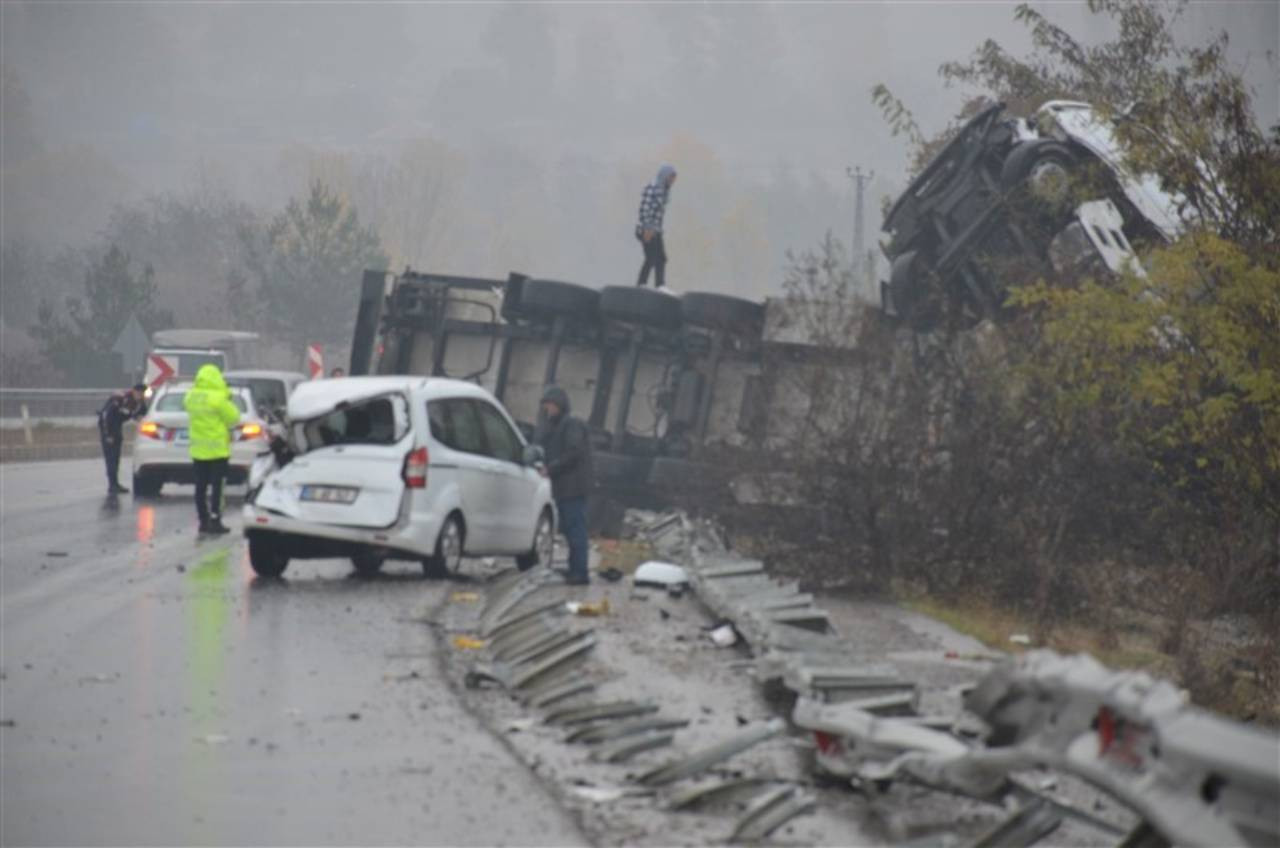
[888,249,943,332]
[1000,140,1078,198]
[599,286,682,330]
[680,292,764,336]
[513,279,600,322]
[133,472,162,498]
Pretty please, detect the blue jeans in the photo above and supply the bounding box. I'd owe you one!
[557,497,589,581]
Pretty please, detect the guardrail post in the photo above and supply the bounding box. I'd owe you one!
[21,404,33,446]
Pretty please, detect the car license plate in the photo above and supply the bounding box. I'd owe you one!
[299,485,359,504]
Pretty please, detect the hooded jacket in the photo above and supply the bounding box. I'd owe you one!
[183,364,241,461]
[534,386,593,501]
[636,164,676,236]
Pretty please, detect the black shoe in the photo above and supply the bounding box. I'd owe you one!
[109,483,129,494]
[208,519,232,535]
[197,521,214,535]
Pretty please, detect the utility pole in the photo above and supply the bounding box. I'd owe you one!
[846,165,874,298]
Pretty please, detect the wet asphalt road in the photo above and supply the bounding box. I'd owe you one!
[1,459,586,847]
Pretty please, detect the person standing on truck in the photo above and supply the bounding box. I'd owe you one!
[97,383,148,494]
[535,386,594,585]
[635,164,677,289]
[183,364,240,535]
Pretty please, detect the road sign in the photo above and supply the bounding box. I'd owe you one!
[111,314,150,377]
[144,353,177,388]
[307,344,324,379]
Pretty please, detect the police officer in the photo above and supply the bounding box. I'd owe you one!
[534,386,593,585]
[97,383,147,494]
[183,364,241,534]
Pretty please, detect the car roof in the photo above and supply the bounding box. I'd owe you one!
[224,370,306,381]
[287,376,493,419]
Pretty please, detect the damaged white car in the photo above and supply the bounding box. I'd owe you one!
[242,376,555,578]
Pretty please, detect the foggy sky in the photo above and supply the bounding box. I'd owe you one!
[2,1,1276,300]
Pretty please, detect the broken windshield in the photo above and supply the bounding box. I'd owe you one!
[295,393,409,452]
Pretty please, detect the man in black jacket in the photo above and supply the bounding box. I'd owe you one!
[97,383,148,494]
[534,385,593,585]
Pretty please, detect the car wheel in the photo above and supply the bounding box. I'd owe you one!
[423,514,464,578]
[248,536,288,578]
[680,292,764,337]
[351,552,384,578]
[599,286,682,330]
[510,278,601,322]
[133,472,162,497]
[515,509,555,572]
[888,249,944,332]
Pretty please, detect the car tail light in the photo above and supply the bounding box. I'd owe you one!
[239,422,264,439]
[402,446,428,488]
[139,420,161,439]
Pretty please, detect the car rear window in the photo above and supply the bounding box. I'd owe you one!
[298,394,408,451]
[155,391,248,413]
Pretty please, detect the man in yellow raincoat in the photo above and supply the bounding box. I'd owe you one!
[183,364,241,534]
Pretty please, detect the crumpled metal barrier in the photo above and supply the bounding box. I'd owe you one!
[628,508,1280,848]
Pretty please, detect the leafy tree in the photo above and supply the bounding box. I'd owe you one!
[239,180,388,348]
[29,244,174,384]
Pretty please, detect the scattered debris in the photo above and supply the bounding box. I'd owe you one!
[505,717,537,733]
[666,776,772,811]
[451,635,487,650]
[707,623,738,648]
[566,599,610,617]
[197,733,231,746]
[524,675,596,709]
[634,561,689,590]
[569,784,632,803]
[567,717,690,745]
[450,591,481,603]
[78,673,120,685]
[729,784,817,843]
[591,730,676,764]
[598,567,625,583]
[1009,633,1032,646]
[347,712,361,721]
[544,700,658,727]
[44,551,69,558]
[637,718,787,786]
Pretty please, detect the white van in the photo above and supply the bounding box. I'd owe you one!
[243,376,555,578]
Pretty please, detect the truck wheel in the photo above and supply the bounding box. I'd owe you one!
[680,292,764,336]
[423,515,464,578]
[351,552,384,578]
[888,249,943,332]
[248,536,288,578]
[1001,140,1078,200]
[599,286,682,330]
[512,279,600,322]
[515,510,555,571]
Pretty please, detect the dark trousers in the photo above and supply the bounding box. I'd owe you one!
[557,496,589,581]
[193,458,228,525]
[636,232,667,288]
[100,436,122,489]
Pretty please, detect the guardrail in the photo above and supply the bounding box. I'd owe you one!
[0,388,106,422]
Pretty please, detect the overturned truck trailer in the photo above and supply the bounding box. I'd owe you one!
[348,271,805,523]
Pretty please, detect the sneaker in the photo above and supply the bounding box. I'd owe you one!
[655,285,679,296]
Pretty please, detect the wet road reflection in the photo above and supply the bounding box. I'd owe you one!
[2,460,586,846]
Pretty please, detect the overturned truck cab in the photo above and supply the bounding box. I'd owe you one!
[880,100,1183,331]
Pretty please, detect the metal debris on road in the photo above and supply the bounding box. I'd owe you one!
[591,730,677,764]
[450,591,481,603]
[567,717,691,745]
[543,700,659,727]
[566,598,610,616]
[507,632,597,690]
[728,784,816,843]
[970,799,1062,848]
[665,776,772,811]
[636,717,787,786]
[524,674,596,709]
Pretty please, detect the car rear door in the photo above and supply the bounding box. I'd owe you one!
[472,399,542,552]
[254,393,410,529]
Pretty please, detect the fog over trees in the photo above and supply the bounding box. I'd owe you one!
[1,1,1275,380]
